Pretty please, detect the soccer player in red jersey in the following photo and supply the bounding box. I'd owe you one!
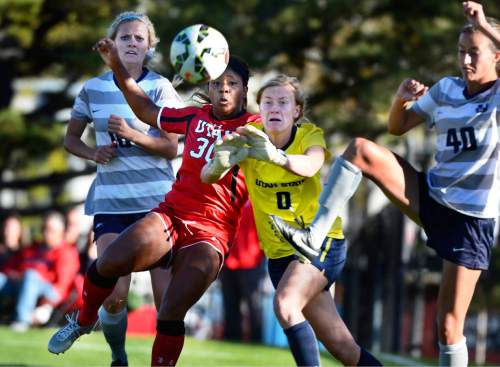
[48,35,257,366]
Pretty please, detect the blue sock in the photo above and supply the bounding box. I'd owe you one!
[357,347,382,366]
[284,321,320,366]
[98,306,128,364]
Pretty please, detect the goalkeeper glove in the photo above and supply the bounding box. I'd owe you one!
[237,125,288,166]
[202,133,248,181]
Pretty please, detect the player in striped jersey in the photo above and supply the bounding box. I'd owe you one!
[271,2,499,366]
[202,74,381,366]
[57,12,183,366]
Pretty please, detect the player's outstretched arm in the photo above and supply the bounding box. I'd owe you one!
[237,125,324,177]
[387,78,427,136]
[200,134,248,183]
[236,125,288,165]
[93,38,160,128]
[463,1,500,48]
[284,146,325,177]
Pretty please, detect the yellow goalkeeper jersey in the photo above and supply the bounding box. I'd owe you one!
[239,122,343,259]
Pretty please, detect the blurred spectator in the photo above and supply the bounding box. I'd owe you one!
[0,211,80,331]
[0,214,23,267]
[220,201,265,342]
[64,206,83,248]
[63,206,96,273]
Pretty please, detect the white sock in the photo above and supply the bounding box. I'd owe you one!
[98,306,128,362]
[439,337,468,367]
[309,156,362,248]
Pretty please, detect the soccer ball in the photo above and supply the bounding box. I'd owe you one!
[170,24,229,84]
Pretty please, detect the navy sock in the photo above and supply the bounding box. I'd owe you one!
[357,347,382,366]
[284,321,320,367]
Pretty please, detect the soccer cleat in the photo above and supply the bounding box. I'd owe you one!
[48,312,98,354]
[270,215,319,261]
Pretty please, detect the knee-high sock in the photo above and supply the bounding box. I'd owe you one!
[439,338,468,367]
[77,261,118,326]
[152,320,185,366]
[309,156,362,249]
[98,306,128,363]
[284,321,320,367]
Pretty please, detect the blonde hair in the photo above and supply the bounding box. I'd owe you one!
[256,74,306,122]
[107,11,159,62]
[461,17,500,74]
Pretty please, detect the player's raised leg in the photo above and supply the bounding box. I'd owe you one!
[272,138,421,260]
[48,213,172,354]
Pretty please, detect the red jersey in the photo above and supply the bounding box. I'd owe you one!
[157,104,259,243]
[1,242,80,300]
[225,201,264,270]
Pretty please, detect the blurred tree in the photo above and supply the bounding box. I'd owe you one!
[3,0,499,205]
[146,0,499,140]
[0,0,138,214]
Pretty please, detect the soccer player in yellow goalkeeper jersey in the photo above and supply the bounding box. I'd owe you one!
[201,74,380,366]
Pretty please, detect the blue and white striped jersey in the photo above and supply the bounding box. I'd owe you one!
[412,77,499,218]
[71,69,184,215]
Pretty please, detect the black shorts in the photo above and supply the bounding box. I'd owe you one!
[419,174,495,270]
[93,212,147,241]
[267,237,346,290]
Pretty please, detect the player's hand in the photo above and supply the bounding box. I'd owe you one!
[221,133,249,166]
[203,133,248,179]
[463,1,488,30]
[108,114,136,142]
[93,141,118,165]
[396,78,428,102]
[93,37,120,69]
[236,125,288,166]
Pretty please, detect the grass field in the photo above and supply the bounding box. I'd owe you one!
[0,326,343,366]
[0,325,432,366]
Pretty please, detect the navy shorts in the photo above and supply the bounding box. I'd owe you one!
[419,174,495,270]
[267,237,347,290]
[93,212,147,241]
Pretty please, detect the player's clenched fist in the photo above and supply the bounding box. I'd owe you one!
[463,1,488,29]
[93,38,120,69]
[395,78,428,102]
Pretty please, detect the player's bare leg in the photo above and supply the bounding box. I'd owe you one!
[95,233,132,366]
[437,260,481,366]
[48,213,172,355]
[345,138,421,223]
[275,261,369,366]
[272,260,321,365]
[152,243,221,366]
[273,138,421,260]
